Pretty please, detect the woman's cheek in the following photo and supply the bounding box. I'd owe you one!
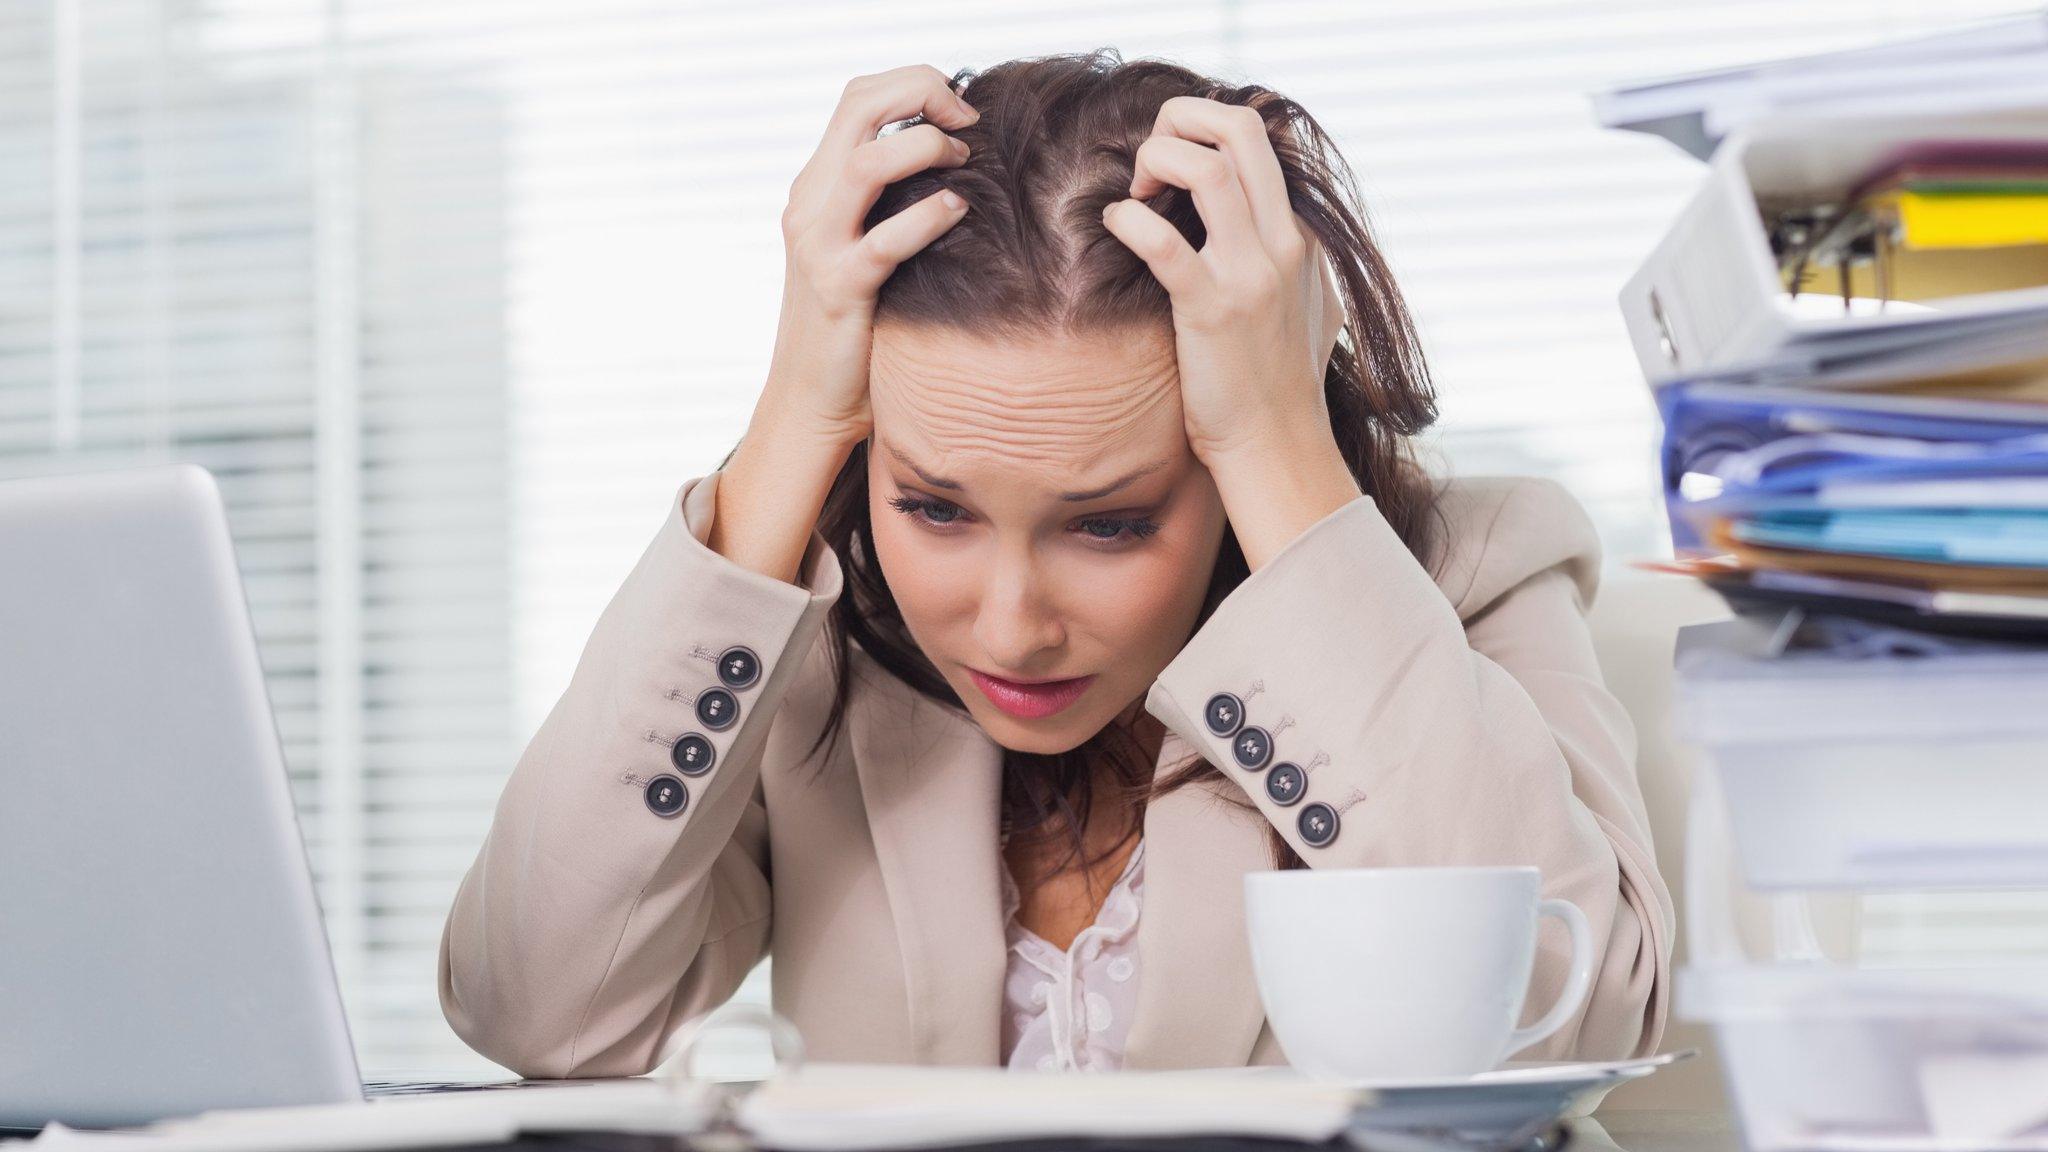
[872,514,972,637]
[1127,535,1223,666]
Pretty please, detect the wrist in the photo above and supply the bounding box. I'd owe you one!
[1205,430,1363,573]
[756,374,871,455]
[710,411,858,587]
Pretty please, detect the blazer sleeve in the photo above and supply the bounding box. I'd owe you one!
[438,468,843,1078]
[1144,476,1673,1062]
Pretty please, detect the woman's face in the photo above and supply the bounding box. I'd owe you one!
[867,319,1230,755]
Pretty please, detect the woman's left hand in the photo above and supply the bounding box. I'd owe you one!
[1101,97,1344,470]
[1101,96,1364,570]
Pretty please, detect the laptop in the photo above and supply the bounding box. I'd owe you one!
[0,463,529,1132]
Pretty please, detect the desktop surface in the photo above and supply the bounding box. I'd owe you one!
[0,1104,1738,1152]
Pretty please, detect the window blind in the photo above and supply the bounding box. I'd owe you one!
[0,0,2021,1076]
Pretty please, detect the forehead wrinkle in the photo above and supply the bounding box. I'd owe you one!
[888,383,1180,484]
[903,385,1175,448]
[872,322,1177,411]
[870,322,1184,488]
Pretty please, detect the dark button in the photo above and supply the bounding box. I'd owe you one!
[1203,692,1245,738]
[1298,802,1339,848]
[1230,726,1272,771]
[670,733,715,777]
[695,687,739,731]
[1265,762,1306,807]
[645,774,689,818]
[717,645,761,691]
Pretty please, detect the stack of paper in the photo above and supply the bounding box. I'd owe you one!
[1622,126,2048,640]
[25,1078,722,1152]
[731,1056,1692,1152]
[1595,9,2048,160]
[1651,379,2048,640]
[1612,20,2048,1152]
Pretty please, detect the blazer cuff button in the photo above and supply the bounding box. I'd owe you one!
[696,687,740,731]
[1265,762,1306,807]
[671,732,715,776]
[1297,801,1338,847]
[1230,725,1272,771]
[645,774,690,818]
[1203,692,1244,738]
[717,645,761,690]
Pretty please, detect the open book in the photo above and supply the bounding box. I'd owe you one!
[733,1063,1365,1151]
[25,1054,1687,1152]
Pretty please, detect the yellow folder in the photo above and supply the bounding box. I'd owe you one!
[1875,189,2048,250]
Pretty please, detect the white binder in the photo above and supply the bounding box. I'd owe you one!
[1615,108,2048,384]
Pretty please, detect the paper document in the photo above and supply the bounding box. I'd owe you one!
[27,1078,720,1152]
[1594,9,2048,159]
[734,1062,1364,1152]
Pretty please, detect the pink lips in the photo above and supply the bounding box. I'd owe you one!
[968,669,1095,719]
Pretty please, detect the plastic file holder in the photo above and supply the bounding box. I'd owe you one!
[1672,619,2048,1150]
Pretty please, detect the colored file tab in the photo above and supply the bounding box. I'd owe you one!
[1727,508,2048,567]
[1876,188,2048,249]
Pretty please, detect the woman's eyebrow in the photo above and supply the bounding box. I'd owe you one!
[1058,461,1168,502]
[884,441,1167,502]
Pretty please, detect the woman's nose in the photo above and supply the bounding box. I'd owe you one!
[972,557,1065,669]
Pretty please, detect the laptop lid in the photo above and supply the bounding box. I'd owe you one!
[0,463,364,1129]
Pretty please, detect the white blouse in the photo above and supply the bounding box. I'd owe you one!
[997,836,1146,1073]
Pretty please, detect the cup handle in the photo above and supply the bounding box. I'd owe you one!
[1502,897,1596,1059]
[657,1001,807,1088]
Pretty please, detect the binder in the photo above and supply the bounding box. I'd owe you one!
[1616,110,2048,383]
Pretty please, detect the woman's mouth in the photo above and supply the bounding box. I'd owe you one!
[967,668,1095,719]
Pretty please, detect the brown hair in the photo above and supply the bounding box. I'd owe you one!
[733,48,1444,882]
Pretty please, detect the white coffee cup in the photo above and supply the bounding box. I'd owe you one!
[1243,865,1595,1081]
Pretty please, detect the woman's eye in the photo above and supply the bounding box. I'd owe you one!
[886,494,966,527]
[1075,516,1161,545]
[886,494,1159,546]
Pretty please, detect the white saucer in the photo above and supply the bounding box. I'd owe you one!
[1344,1051,1696,1147]
[1335,1050,1691,1091]
[1223,1050,1696,1147]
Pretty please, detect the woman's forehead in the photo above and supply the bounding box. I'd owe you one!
[871,320,1176,403]
[869,321,1186,479]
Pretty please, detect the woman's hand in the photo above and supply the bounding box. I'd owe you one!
[714,65,975,586]
[1099,97,1365,572]
[760,64,979,448]
[1099,97,1347,470]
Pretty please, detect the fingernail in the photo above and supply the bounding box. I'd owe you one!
[956,97,979,122]
[941,189,965,210]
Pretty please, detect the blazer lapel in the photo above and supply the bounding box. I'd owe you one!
[848,662,1008,1066]
[1121,727,1276,1070]
[852,667,1273,1070]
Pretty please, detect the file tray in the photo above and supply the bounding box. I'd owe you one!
[1618,108,2048,382]
[1672,618,2048,1150]
[1673,618,2048,892]
[1678,964,2048,1151]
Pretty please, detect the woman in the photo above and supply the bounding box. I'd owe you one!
[438,50,1672,1079]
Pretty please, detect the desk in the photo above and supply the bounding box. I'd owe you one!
[2,1107,1741,1152]
[483,1112,1744,1152]
[1581,1111,1738,1152]
[302,1112,1738,1152]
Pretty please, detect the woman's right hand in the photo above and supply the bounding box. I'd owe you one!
[759,64,978,447]
[712,66,976,585]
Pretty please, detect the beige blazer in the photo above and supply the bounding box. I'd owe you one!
[438,467,1674,1079]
